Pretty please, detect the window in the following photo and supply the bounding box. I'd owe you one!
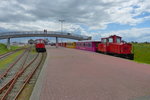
[83,43,85,47]
[102,39,107,43]
[109,38,113,43]
[88,43,92,47]
[81,43,83,47]
[36,40,44,43]
[117,38,121,43]
[86,43,88,47]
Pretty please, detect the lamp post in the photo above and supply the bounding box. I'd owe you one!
[59,19,65,46]
[59,19,65,33]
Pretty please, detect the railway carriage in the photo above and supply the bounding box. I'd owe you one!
[62,42,66,47]
[66,42,76,48]
[35,39,46,52]
[76,41,101,52]
[58,42,66,47]
[58,43,62,46]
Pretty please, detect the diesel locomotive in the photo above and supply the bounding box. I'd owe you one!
[35,39,46,52]
[97,35,134,59]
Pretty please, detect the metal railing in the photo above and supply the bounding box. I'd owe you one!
[0,31,91,40]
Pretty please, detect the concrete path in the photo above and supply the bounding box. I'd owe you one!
[30,46,150,100]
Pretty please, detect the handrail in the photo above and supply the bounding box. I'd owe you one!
[0,31,91,40]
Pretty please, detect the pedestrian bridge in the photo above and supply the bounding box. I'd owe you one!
[0,31,91,40]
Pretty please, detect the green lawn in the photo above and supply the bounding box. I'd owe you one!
[133,43,150,64]
[0,43,21,55]
[0,50,24,69]
[0,43,24,69]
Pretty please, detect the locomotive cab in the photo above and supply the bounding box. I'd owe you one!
[35,39,46,52]
[108,35,121,43]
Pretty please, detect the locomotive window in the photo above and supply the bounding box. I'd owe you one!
[109,38,113,43]
[102,39,107,43]
[117,38,121,43]
[36,40,44,43]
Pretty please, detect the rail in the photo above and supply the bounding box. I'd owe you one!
[0,52,44,100]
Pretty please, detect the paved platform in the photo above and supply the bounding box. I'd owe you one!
[30,46,150,100]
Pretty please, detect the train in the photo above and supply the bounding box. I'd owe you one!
[58,35,134,60]
[35,39,46,52]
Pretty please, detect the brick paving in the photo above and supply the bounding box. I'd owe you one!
[30,46,150,100]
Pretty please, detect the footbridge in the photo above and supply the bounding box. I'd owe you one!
[0,31,92,48]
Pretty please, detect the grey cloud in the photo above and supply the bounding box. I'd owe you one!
[0,0,37,22]
[0,0,150,40]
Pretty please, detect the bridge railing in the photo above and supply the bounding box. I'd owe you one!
[0,31,91,40]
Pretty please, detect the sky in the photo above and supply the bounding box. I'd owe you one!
[0,0,150,42]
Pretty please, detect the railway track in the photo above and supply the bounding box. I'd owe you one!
[0,48,29,80]
[0,48,31,97]
[0,49,46,100]
[0,48,26,60]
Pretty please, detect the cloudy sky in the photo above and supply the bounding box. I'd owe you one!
[0,0,150,42]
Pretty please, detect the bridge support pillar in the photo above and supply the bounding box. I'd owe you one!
[7,38,10,49]
[56,37,58,48]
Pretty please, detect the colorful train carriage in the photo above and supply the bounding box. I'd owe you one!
[76,41,101,52]
[66,42,76,48]
[58,42,66,47]
[62,42,66,47]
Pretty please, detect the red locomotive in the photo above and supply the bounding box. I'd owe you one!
[35,39,46,52]
[98,35,134,59]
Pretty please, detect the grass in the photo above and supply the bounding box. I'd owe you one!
[0,43,21,55]
[16,84,35,100]
[30,46,37,54]
[132,43,150,64]
[0,50,24,69]
[0,43,9,54]
[0,43,24,69]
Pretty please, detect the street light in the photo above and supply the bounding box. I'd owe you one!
[59,19,65,33]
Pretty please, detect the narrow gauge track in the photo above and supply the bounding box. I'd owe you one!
[0,48,29,80]
[0,48,32,99]
[0,48,26,60]
[0,52,44,100]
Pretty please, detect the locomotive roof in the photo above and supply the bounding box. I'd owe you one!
[101,35,122,39]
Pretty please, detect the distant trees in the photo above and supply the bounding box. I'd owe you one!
[131,41,138,44]
[144,42,149,44]
[130,41,150,44]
